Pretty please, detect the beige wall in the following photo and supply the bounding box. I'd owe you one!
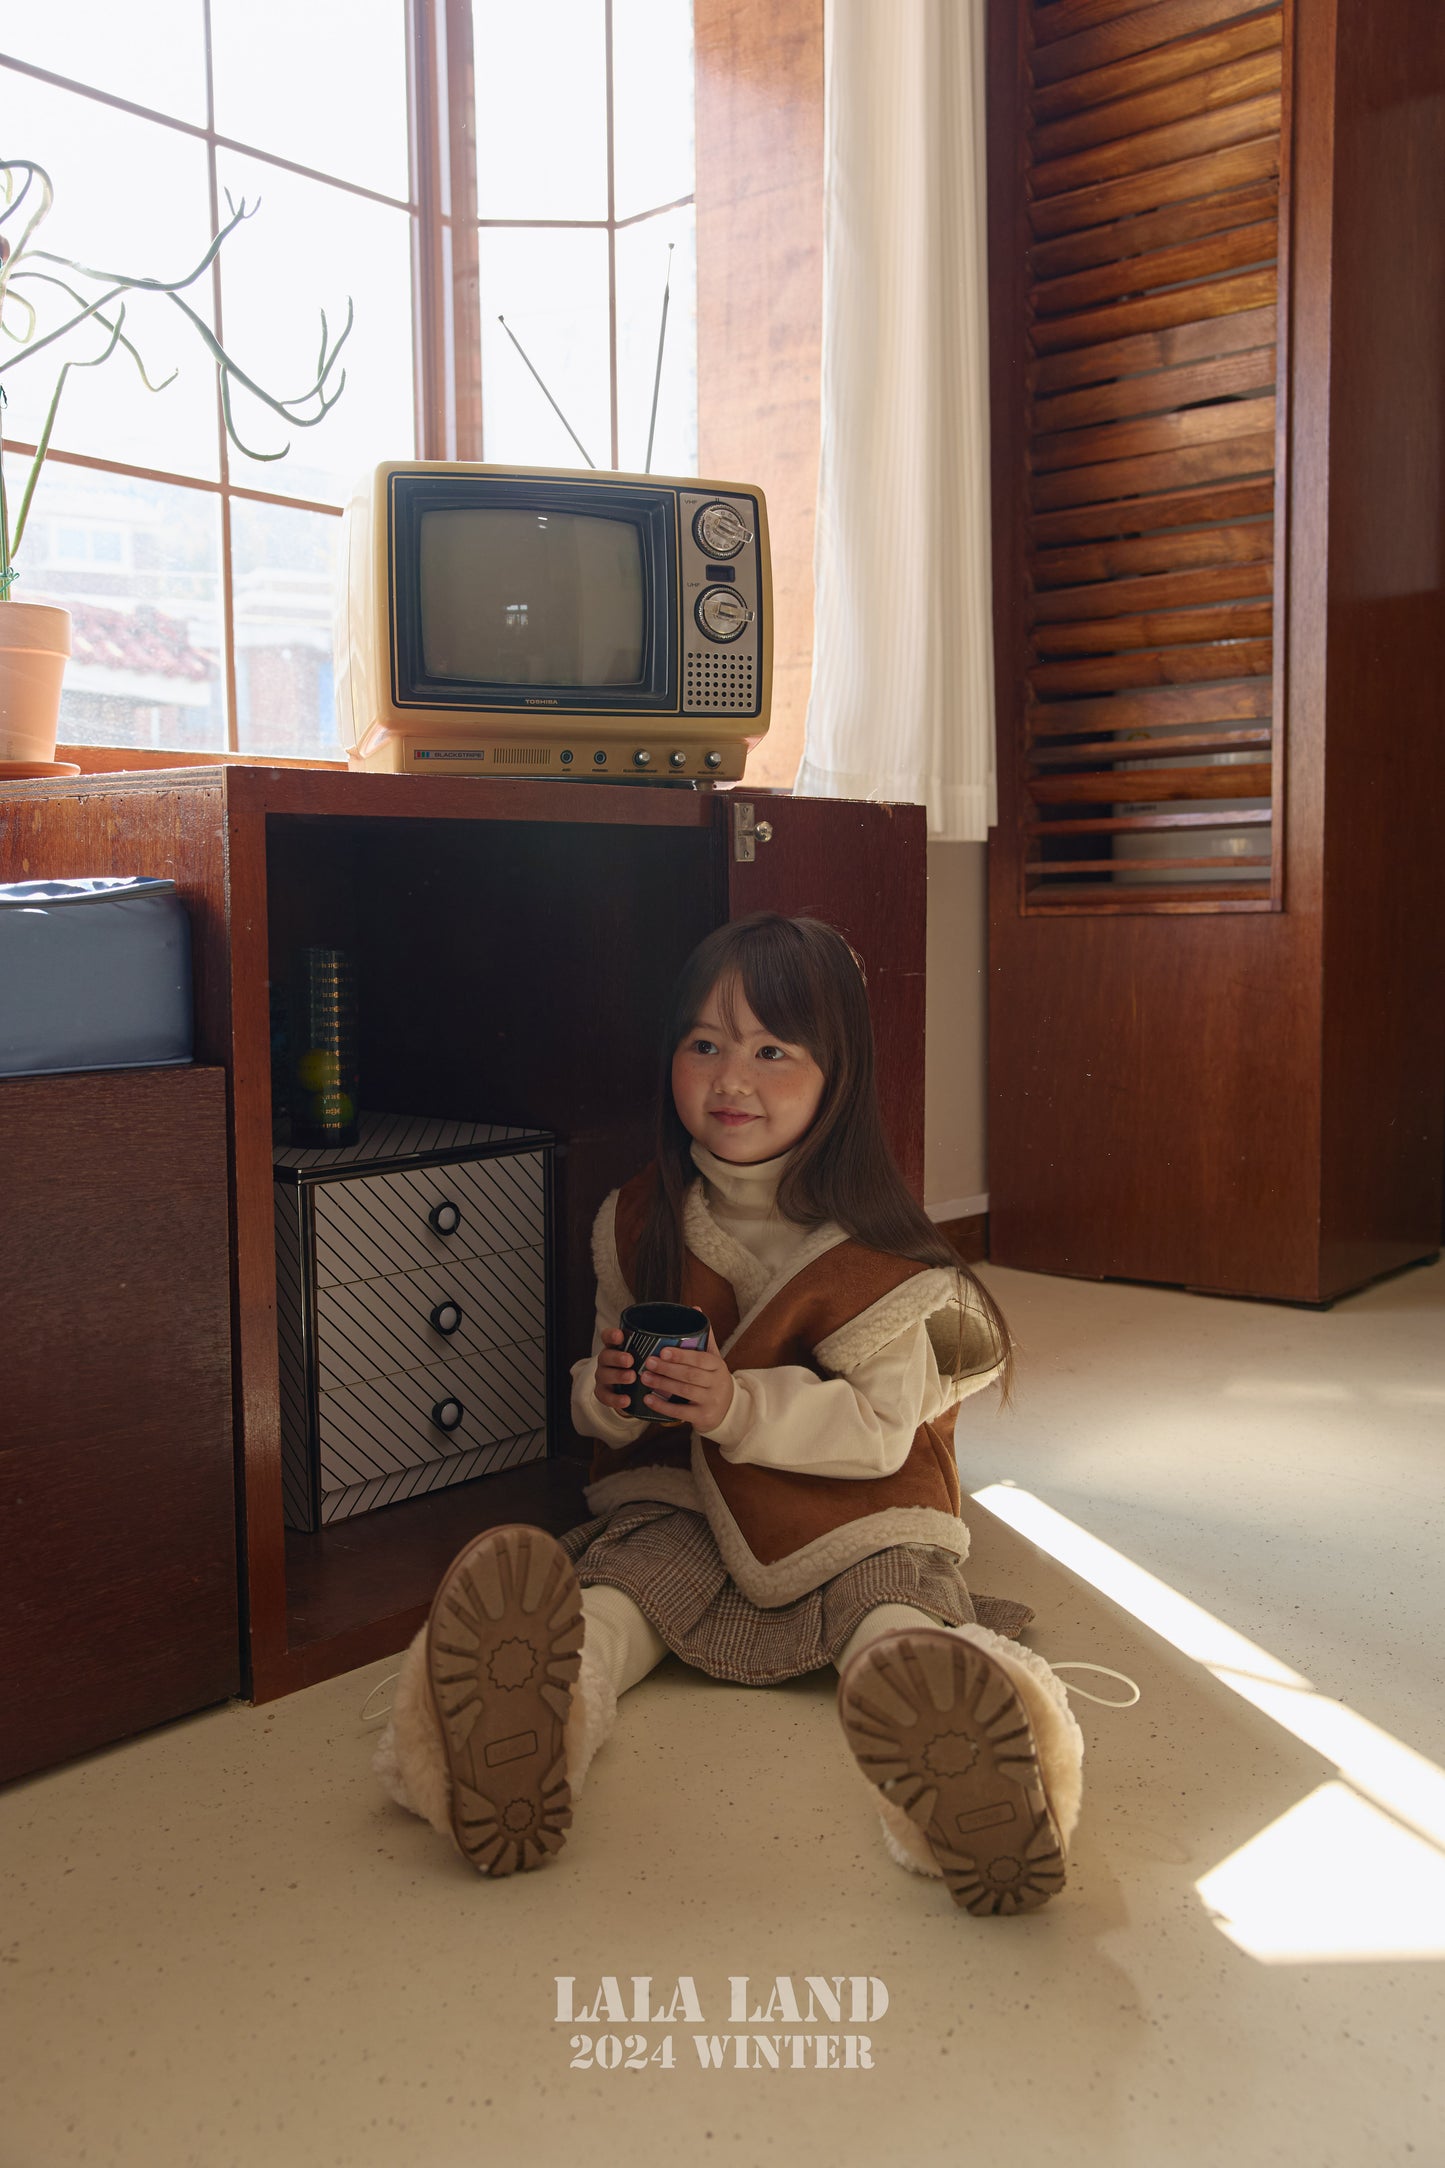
[695,0,824,794]
[924,841,989,1214]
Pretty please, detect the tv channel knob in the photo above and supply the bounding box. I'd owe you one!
[692,501,751,558]
[428,1199,462,1236]
[632,749,652,768]
[429,1299,463,1336]
[695,587,753,643]
[431,1396,465,1433]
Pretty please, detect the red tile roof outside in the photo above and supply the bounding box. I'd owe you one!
[66,602,217,684]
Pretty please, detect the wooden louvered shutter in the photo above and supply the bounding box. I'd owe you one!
[1015,0,1288,912]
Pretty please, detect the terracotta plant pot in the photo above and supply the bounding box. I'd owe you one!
[0,602,72,765]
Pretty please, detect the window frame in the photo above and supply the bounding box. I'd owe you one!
[0,0,696,758]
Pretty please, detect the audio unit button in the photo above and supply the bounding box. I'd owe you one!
[695,586,752,643]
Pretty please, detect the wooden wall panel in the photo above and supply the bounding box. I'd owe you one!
[986,0,1325,1299]
[694,0,824,791]
[1015,0,1286,911]
[1317,0,1445,1288]
[987,0,1444,1300]
[1032,0,1265,82]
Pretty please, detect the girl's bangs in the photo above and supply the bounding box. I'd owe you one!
[735,939,832,1062]
[678,924,830,1062]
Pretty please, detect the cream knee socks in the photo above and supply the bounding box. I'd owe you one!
[563,1585,668,1798]
[835,1602,947,1677]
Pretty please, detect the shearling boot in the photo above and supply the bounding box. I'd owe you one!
[372,1523,606,1875]
[837,1621,1085,1915]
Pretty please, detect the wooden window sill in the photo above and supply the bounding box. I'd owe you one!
[58,745,347,775]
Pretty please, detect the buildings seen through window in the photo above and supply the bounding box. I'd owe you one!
[0,1,697,758]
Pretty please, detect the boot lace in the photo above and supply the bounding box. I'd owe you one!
[359,1671,401,1725]
[1052,1663,1140,1708]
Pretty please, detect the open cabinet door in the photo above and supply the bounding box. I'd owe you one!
[715,789,928,1196]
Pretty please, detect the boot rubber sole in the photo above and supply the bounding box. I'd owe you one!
[424,1522,585,1876]
[837,1627,1067,1916]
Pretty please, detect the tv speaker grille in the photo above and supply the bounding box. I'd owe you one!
[683,652,755,716]
[492,746,552,765]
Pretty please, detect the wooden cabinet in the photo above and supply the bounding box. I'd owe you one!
[0,1067,238,1781]
[0,769,925,1701]
[984,0,1445,1301]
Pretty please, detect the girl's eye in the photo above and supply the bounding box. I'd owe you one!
[757,1045,786,1061]
[690,1038,719,1055]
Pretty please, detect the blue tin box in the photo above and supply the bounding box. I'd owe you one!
[0,877,194,1077]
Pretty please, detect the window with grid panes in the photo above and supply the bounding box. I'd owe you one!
[0,0,696,760]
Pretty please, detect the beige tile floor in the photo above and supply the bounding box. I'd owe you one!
[4,1256,1443,2168]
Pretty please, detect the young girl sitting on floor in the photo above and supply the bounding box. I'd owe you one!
[375,912,1094,1915]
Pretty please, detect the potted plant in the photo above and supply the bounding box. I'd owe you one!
[0,158,351,770]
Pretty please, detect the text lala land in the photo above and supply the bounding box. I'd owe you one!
[556,1976,890,2025]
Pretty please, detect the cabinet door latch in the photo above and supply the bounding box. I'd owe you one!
[732,800,774,864]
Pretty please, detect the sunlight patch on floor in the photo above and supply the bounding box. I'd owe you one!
[972,1481,1445,1966]
[971,1482,1309,1686]
[1198,1783,1445,1964]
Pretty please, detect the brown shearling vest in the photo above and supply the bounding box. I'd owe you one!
[586,1166,969,1598]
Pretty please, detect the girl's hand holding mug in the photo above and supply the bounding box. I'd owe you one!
[594,1327,638,1412]
[593,1324,734,1433]
[637,1335,734,1434]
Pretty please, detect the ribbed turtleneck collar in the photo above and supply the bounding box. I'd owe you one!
[689,1138,794,1217]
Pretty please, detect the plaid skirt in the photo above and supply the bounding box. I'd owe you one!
[557,1498,1033,1687]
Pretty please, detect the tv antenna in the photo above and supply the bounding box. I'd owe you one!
[644,241,675,475]
[497,315,596,468]
[496,242,676,475]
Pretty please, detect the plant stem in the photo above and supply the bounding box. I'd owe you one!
[0,384,13,599]
[10,359,73,561]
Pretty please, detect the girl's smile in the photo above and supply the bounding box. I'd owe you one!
[671,975,826,1163]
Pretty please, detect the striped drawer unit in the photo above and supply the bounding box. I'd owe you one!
[314,1347,547,1526]
[314,1245,546,1393]
[274,1113,555,1530]
[309,1150,546,1288]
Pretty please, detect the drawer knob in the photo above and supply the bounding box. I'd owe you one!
[431,1397,464,1432]
[429,1199,462,1236]
[430,1299,463,1336]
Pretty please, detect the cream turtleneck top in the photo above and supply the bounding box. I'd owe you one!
[568,1140,954,1480]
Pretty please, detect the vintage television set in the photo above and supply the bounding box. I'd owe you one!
[336,463,771,780]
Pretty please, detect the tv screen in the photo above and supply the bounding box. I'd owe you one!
[419,508,645,687]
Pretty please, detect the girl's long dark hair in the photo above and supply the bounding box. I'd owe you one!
[633,913,1015,1407]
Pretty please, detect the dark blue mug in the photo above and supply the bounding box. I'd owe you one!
[618,1302,710,1422]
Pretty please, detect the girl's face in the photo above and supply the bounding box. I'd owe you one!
[671,974,826,1164]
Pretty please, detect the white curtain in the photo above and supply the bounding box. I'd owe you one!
[796,0,996,841]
